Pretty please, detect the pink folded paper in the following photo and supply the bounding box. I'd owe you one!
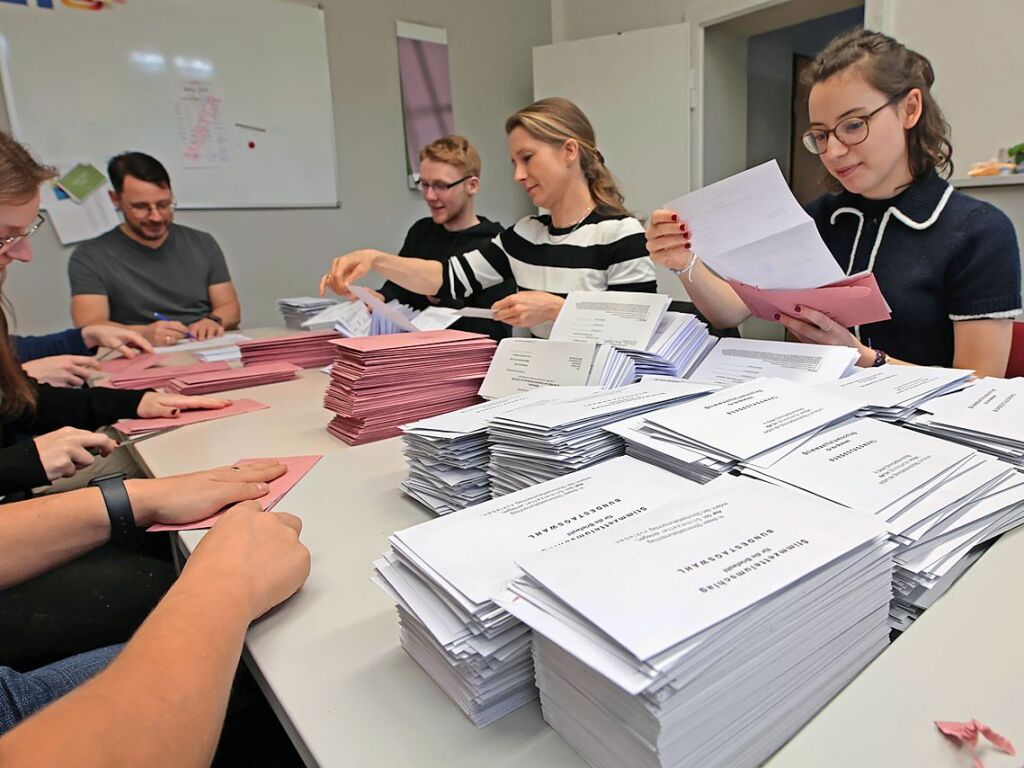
[113,398,269,436]
[165,362,300,395]
[728,271,891,329]
[105,361,232,390]
[936,719,1015,768]
[148,454,322,532]
[100,353,162,376]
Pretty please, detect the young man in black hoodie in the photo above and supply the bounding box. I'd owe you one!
[380,135,514,340]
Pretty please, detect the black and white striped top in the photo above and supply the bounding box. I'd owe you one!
[440,211,658,337]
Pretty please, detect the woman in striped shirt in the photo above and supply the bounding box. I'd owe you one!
[321,98,657,337]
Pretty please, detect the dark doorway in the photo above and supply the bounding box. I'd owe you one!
[790,53,829,204]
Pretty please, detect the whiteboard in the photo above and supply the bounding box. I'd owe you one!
[0,0,339,209]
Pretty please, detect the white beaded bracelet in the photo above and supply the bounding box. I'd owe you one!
[669,252,699,281]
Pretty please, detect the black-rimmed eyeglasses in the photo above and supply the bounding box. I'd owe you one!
[416,175,473,194]
[0,214,46,250]
[801,90,908,156]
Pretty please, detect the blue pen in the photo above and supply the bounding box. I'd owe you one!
[153,311,197,341]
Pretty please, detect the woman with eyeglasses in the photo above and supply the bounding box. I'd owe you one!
[647,29,1021,377]
[321,97,657,338]
[0,132,231,496]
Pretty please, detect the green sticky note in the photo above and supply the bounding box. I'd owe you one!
[57,163,107,203]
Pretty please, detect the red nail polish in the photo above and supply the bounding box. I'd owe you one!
[679,224,686,232]
[671,214,678,222]
[684,241,691,249]
[774,313,781,321]
[170,409,180,416]
[794,305,802,313]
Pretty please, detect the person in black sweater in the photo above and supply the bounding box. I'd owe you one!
[15,324,151,388]
[377,135,514,340]
[647,30,1020,377]
[0,131,247,669]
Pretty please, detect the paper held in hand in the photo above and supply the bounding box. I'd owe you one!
[664,160,891,327]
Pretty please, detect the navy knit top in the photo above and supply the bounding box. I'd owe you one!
[805,170,1021,366]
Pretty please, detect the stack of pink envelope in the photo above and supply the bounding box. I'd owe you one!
[165,362,301,395]
[104,361,232,390]
[324,330,496,445]
[238,330,341,369]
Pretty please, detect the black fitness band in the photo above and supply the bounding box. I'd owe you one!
[88,473,136,544]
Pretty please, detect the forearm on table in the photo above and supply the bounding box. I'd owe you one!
[0,488,111,588]
[0,568,249,768]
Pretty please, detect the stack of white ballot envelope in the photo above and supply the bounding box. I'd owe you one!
[814,364,973,421]
[276,296,337,329]
[478,338,635,400]
[740,416,1024,630]
[550,291,712,378]
[372,457,702,727]
[304,299,372,334]
[486,379,716,496]
[344,285,497,336]
[398,386,597,515]
[606,377,862,477]
[496,478,893,768]
[685,338,860,387]
[604,413,733,484]
[903,377,1024,467]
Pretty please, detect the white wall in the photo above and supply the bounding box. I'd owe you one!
[888,0,1024,177]
[549,0,684,43]
[2,0,550,334]
[702,26,748,185]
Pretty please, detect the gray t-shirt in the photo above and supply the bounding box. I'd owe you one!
[68,224,231,325]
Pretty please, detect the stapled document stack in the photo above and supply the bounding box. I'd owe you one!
[741,416,1024,631]
[904,377,1024,467]
[300,300,370,334]
[816,364,973,421]
[604,413,733,484]
[165,362,301,395]
[487,379,715,496]
[686,338,860,387]
[549,292,712,379]
[498,479,893,768]
[277,296,337,329]
[624,377,861,473]
[238,330,341,369]
[477,338,635,400]
[399,387,597,515]
[626,311,713,377]
[373,457,701,727]
[324,330,496,445]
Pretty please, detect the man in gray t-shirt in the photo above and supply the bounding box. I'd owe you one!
[69,152,240,346]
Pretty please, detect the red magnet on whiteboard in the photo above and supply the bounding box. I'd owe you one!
[248,142,256,149]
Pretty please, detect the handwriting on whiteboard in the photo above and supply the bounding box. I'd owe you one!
[176,79,231,169]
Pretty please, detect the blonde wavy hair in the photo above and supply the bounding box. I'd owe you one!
[505,97,629,217]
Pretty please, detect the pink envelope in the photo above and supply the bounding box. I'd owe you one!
[100,353,162,376]
[105,361,232,389]
[147,454,322,532]
[728,271,892,328]
[113,398,269,436]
